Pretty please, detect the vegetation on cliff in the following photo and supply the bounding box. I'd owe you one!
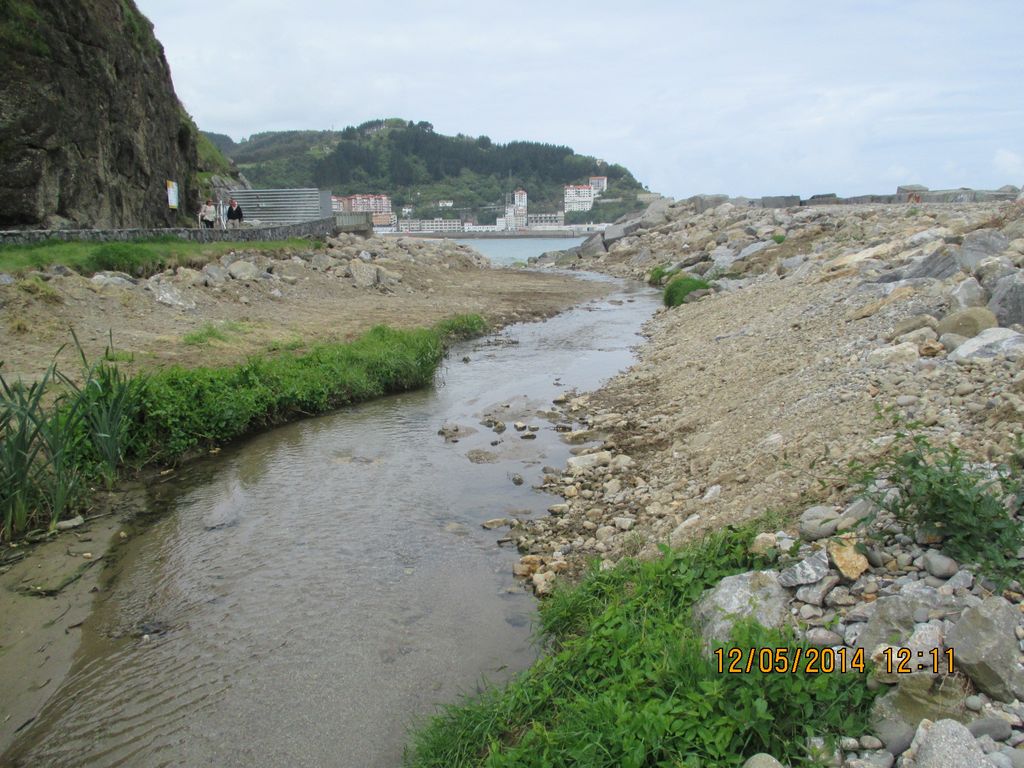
[0,0,202,228]
[205,119,645,218]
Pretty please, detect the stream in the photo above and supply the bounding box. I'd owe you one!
[4,275,660,768]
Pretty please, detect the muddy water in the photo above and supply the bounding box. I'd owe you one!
[5,277,660,768]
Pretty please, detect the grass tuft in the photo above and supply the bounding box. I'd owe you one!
[663,276,710,307]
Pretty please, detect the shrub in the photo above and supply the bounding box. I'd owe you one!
[772,234,786,244]
[648,265,676,286]
[663,276,710,307]
[857,427,1024,587]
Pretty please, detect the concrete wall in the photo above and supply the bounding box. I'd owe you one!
[0,216,341,247]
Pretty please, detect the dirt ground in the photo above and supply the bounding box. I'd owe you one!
[0,238,609,382]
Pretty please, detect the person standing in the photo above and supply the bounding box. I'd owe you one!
[226,198,244,229]
[199,199,217,228]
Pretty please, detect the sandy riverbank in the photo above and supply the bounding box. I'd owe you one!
[0,233,611,752]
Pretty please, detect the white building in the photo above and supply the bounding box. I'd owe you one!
[564,184,595,212]
[437,199,454,208]
[514,189,528,208]
[589,176,608,194]
[401,205,414,217]
[342,194,392,214]
[398,218,464,233]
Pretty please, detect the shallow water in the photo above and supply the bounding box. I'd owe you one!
[5,276,660,768]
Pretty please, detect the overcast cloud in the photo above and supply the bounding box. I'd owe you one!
[135,0,1024,199]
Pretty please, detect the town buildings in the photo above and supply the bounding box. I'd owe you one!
[563,184,595,212]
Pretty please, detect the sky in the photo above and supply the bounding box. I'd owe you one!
[135,0,1024,200]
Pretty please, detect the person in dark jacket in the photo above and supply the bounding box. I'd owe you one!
[226,199,244,228]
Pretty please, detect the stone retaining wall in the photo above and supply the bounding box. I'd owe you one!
[0,217,340,247]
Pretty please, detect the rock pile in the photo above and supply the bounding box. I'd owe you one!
[507,198,1024,766]
[74,234,489,311]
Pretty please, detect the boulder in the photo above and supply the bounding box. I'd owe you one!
[311,253,338,271]
[90,272,136,288]
[904,247,960,280]
[988,271,1024,326]
[710,245,738,269]
[146,278,195,310]
[691,570,789,646]
[872,674,972,755]
[857,589,948,651]
[935,308,998,338]
[742,756,785,768]
[347,259,377,288]
[227,260,259,281]
[949,277,989,309]
[778,548,830,587]
[949,327,1024,363]
[579,233,607,257]
[566,451,612,474]
[867,342,919,366]
[904,719,997,768]
[945,597,1024,702]
[974,257,1017,291]
[202,264,229,286]
[799,505,841,540]
[828,535,869,580]
[957,228,1010,272]
[175,267,204,287]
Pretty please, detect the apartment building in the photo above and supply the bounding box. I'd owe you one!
[589,176,608,193]
[398,218,465,233]
[564,184,595,212]
[340,194,393,214]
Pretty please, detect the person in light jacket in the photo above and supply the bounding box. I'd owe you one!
[199,200,217,228]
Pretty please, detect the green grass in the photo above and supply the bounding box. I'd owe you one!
[0,238,313,278]
[648,264,677,286]
[0,314,488,540]
[406,524,877,768]
[663,276,710,307]
[16,275,62,303]
[182,321,250,346]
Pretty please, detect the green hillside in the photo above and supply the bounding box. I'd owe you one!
[203,119,645,221]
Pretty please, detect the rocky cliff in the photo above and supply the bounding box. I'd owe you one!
[0,0,199,229]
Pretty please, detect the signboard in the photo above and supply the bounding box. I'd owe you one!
[166,180,179,210]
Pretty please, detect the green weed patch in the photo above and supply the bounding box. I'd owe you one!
[407,525,876,768]
[663,276,710,307]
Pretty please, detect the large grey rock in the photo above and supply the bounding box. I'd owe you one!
[146,278,195,310]
[945,597,1024,702]
[904,719,997,768]
[566,451,612,474]
[736,241,772,261]
[796,573,841,606]
[904,247,961,280]
[872,674,972,755]
[710,245,738,268]
[957,229,1010,272]
[347,259,378,288]
[857,589,946,651]
[311,253,338,271]
[778,548,830,587]
[227,260,259,281]
[950,277,989,309]
[90,272,136,288]
[691,570,789,646]
[975,257,1017,291]
[742,756,785,768]
[949,327,1024,363]
[602,220,641,247]
[799,504,841,540]
[921,550,958,579]
[936,307,998,339]
[988,272,1024,327]
[907,227,952,247]
[0,273,15,286]
[867,342,920,366]
[202,264,229,286]
[579,232,607,257]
